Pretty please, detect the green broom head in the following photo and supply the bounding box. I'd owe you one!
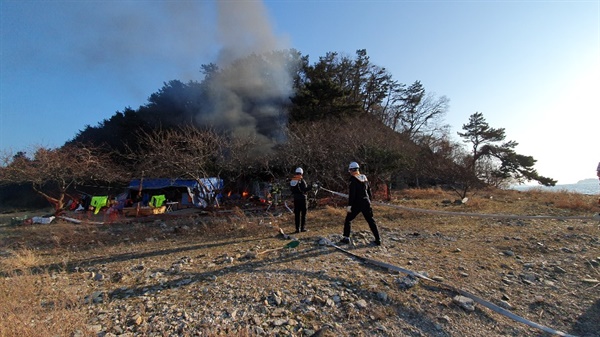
[284,240,300,249]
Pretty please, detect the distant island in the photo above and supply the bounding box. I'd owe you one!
[512,178,598,194]
[576,178,598,184]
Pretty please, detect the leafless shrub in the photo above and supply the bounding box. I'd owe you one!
[0,266,89,336]
[0,248,39,271]
[130,126,225,179]
[0,144,125,215]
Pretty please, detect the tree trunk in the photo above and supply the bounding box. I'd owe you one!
[32,184,65,215]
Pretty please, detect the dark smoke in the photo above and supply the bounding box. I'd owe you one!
[196,51,295,153]
[194,1,295,153]
[70,1,296,152]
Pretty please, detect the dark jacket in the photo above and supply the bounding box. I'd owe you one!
[348,174,372,207]
[290,175,311,200]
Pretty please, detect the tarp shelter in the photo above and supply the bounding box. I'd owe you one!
[128,178,223,208]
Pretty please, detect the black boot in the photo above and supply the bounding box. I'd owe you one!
[338,237,351,244]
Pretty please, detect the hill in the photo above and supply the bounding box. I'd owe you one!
[1,188,599,337]
[577,178,598,184]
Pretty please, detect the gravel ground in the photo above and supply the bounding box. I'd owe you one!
[2,190,600,337]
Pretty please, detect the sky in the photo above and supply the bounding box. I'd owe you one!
[1,0,599,185]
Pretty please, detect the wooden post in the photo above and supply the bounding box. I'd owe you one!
[136,171,144,217]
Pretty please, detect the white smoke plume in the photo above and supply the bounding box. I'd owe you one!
[65,1,296,151]
[195,1,295,152]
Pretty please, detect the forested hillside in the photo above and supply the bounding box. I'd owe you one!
[1,49,554,211]
[67,49,465,188]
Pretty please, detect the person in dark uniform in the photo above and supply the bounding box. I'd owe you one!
[290,167,312,233]
[339,162,382,246]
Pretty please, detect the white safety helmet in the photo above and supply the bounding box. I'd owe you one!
[295,167,304,174]
[348,162,360,171]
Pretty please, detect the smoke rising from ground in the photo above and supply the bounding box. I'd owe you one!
[65,1,296,152]
[197,1,295,153]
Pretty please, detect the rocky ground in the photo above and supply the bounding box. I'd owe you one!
[1,188,599,337]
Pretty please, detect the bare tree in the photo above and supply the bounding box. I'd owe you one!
[220,132,275,184]
[0,144,124,215]
[438,140,484,199]
[129,126,227,204]
[390,81,449,141]
[286,119,354,190]
[131,126,222,178]
[287,116,416,197]
[458,112,555,186]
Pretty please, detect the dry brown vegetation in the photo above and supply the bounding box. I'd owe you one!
[1,188,599,337]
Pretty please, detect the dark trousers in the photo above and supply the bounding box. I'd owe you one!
[343,202,380,241]
[294,197,307,231]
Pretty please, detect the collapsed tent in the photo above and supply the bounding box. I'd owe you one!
[128,178,223,208]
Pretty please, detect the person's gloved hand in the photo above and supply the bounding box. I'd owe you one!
[346,206,352,213]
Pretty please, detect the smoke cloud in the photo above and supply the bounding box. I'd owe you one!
[195,1,295,153]
[68,1,296,152]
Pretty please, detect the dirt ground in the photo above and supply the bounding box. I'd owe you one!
[1,188,599,337]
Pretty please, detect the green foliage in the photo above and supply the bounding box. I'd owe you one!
[143,79,206,128]
[69,107,150,154]
[5,48,557,207]
[290,51,362,121]
[458,112,556,187]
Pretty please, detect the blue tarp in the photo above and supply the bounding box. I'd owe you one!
[128,178,223,191]
[128,178,223,208]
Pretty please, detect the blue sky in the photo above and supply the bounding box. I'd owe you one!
[1,0,599,184]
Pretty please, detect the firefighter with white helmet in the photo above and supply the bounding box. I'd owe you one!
[339,162,382,246]
[290,167,312,233]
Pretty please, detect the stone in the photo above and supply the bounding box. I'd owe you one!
[503,250,515,257]
[581,278,599,284]
[397,275,419,290]
[272,319,287,326]
[355,299,368,309]
[453,295,475,311]
[376,292,388,302]
[499,300,513,310]
[432,276,444,282]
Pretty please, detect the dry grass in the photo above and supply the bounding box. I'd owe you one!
[0,211,282,337]
[392,187,598,215]
[398,186,449,199]
[0,248,39,271]
[0,222,101,252]
[0,264,90,337]
[0,187,598,337]
[524,187,599,211]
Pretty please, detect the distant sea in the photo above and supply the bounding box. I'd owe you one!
[511,179,600,195]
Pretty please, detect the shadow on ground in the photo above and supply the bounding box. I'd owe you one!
[571,298,600,337]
